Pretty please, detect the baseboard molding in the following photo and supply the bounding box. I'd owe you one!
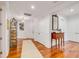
[68,40,79,43]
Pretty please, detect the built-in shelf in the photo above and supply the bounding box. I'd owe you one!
[10,18,17,48]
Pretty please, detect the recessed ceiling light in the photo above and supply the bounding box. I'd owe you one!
[70,8,74,12]
[31,5,35,9]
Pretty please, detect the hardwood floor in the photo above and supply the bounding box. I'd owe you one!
[7,40,23,58]
[7,39,79,58]
[33,41,64,58]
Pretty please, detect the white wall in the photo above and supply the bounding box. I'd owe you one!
[24,20,34,38]
[39,16,51,48]
[25,20,33,38]
[17,19,34,39]
[0,12,2,38]
[0,2,10,57]
[33,16,51,48]
[66,14,79,42]
[0,9,2,53]
[33,19,40,41]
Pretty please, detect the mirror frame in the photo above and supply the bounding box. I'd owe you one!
[52,14,59,30]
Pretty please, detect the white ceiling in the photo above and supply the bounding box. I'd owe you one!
[1,1,79,20]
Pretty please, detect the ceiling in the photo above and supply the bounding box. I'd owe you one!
[2,1,79,20]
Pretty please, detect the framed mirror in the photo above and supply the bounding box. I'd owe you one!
[52,15,59,30]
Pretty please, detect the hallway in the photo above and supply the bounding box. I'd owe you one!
[0,1,79,58]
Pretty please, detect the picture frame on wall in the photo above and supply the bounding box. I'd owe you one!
[19,22,24,31]
[52,15,59,30]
